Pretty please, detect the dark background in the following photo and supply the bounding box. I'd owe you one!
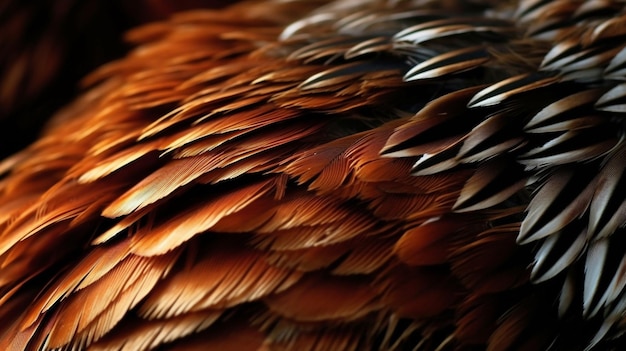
[0,0,230,159]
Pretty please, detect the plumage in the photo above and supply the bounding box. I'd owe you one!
[0,0,232,159]
[2,0,626,350]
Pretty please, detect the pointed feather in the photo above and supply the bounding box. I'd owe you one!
[404,46,489,81]
[605,46,626,79]
[454,159,527,212]
[0,181,122,257]
[525,88,604,131]
[519,168,596,244]
[393,18,513,45]
[458,111,526,163]
[596,83,626,112]
[91,310,222,351]
[43,252,178,349]
[531,222,588,283]
[519,126,618,169]
[383,86,483,157]
[468,74,558,108]
[140,240,301,319]
[584,239,609,317]
[394,218,463,266]
[130,179,273,256]
[102,155,219,218]
[20,240,131,328]
[589,144,626,238]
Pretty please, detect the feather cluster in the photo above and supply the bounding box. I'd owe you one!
[0,0,229,158]
[1,0,626,350]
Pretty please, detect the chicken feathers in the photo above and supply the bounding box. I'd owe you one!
[1,0,626,350]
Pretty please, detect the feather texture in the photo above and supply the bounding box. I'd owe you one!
[1,0,626,350]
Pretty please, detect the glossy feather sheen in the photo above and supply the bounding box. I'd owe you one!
[2,0,626,350]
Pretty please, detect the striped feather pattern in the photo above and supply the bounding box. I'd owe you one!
[1,0,626,350]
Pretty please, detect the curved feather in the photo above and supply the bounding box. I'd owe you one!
[468,73,559,108]
[519,167,596,244]
[588,144,626,239]
[453,159,527,212]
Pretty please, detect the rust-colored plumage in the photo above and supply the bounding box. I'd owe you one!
[1,0,626,350]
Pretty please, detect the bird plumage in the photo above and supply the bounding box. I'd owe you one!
[0,0,231,159]
[1,0,626,350]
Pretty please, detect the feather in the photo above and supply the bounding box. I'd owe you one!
[531,220,589,283]
[455,294,499,345]
[140,239,301,319]
[404,46,490,81]
[458,111,526,163]
[394,217,471,266]
[453,159,527,212]
[101,155,219,218]
[20,240,131,328]
[393,18,514,45]
[331,235,395,275]
[265,274,379,322]
[584,238,610,317]
[518,125,618,169]
[605,45,626,79]
[253,216,376,251]
[34,252,178,350]
[90,310,222,351]
[382,86,483,158]
[129,179,274,256]
[589,232,626,318]
[0,181,122,257]
[267,324,363,351]
[166,319,264,351]
[468,73,559,108]
[524,88,604,131]
[519,167,596,244]
[588,144,626,239]
[487,298,552,351]
[596,83,626,112]
[450,223,528,294]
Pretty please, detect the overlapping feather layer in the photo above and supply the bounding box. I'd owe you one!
[0,1,626,350]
